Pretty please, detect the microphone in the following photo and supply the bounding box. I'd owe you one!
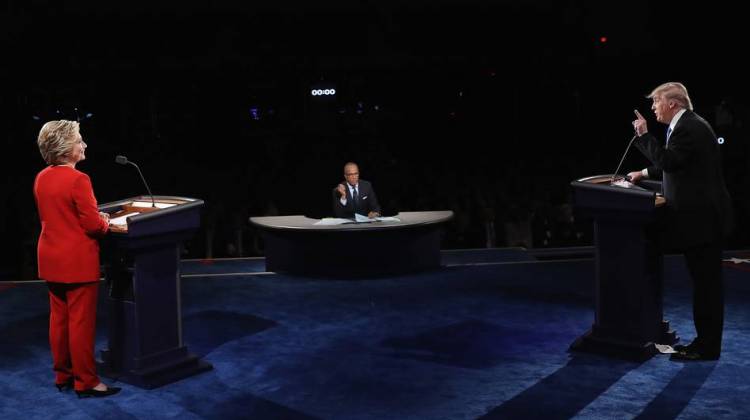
[115,155,156,207]
[611,135,638,184]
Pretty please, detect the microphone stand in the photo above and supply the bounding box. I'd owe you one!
[129,161,156,208]
[611,135,638,183]
[116,156,156,207]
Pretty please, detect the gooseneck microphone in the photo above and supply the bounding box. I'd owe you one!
[115,155,156,207]
[611,135,638,183]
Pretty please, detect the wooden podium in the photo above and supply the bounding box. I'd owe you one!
[570,175,677,361]
[97,195,212,388]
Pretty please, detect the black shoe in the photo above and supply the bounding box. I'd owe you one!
[76,386,121,398]
[670,349,720,361]
[672,344,687,352]
[55,378,74,392]
[673,339,701,353]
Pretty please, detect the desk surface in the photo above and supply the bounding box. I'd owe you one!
[250,211,453,232]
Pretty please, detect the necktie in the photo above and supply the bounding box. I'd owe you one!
[666,127,673,145]
[352,185,358,206]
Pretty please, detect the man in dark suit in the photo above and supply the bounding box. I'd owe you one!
[628,82,733,361]
[332,162,381,219]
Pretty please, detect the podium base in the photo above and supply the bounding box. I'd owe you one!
[570,321,679,362]
[570,330,658,361]
[658,320,680,346]
[98,352,213,389]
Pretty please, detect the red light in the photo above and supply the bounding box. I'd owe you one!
[599,36,608,43]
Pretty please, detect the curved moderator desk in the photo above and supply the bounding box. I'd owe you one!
[250,211,454,276]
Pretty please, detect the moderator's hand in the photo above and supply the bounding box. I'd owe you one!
[368,211,380,219]
[336,183,346,197]
[627,171,644,183]
[632,109,648,136]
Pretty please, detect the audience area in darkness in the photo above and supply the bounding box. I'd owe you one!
[3,1,748,279]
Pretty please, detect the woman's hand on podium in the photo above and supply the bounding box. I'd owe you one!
[108,224,127,233]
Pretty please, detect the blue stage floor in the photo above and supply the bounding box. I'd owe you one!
[2,249,750,419]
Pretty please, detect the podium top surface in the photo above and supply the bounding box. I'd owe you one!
[573,174,665,208]
[101,195,200,208]
[99,195,204,234]
[250,211,454,232]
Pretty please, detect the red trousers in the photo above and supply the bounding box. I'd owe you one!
[47,281,100,391]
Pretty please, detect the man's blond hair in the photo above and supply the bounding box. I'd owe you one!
[647,82,693,111]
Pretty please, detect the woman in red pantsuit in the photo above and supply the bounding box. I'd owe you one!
[34,120,120,398]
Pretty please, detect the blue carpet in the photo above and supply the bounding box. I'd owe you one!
[440,248,537,265]
[181,258,268,275]
[2,250,750,419]
[180,248,536,276]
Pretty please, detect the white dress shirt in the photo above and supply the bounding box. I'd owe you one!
[340,183,359,205]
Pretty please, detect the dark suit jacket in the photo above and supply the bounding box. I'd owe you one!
[332,179,381,218]
[634,110,733,249]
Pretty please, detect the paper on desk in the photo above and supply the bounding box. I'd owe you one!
[354,213,373,223]
[313,214,398,225]
[110,212,140,226]
[314,218,353,226]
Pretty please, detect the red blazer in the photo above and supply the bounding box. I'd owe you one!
[34,166,109,283]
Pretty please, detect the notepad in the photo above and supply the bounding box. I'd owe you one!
[110,213,140,226]
[131,201,177,209]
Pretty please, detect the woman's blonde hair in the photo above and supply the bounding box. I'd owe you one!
[37,120,80,165]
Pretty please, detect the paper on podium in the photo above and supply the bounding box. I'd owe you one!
[611,179,636,188]
[131,201,177,209]
[110,212,140,226]
[375,216,400,222]
[611,179,648,191]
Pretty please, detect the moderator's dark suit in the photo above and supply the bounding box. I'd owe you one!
[634,109,733,356]
[332,180,381,219]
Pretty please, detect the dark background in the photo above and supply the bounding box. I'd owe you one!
[2,1,748,279]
